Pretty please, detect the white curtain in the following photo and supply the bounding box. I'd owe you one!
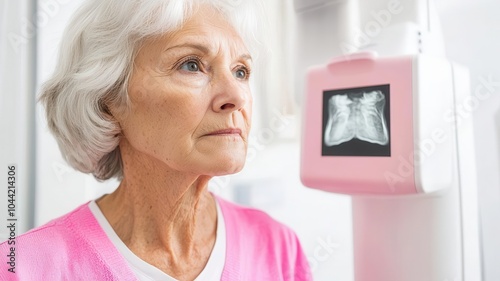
[0,0,36,239]
[250,0,298,136]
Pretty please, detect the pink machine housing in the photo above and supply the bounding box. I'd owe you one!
[300,51,455,196]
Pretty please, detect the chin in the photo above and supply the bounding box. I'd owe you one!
[205,153,247,176]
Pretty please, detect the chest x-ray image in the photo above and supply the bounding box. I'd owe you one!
[322,84,391,157]
[325,90,389,146]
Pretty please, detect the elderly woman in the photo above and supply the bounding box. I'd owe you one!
[0,0,312,280]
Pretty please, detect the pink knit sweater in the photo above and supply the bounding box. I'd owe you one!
[0,195,312,280]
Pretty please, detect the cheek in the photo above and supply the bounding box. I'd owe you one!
[243,93,253,127]
[129,71,206,124]
[123,76,208,158]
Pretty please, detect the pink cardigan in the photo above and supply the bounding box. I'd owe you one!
[0,195,312,280]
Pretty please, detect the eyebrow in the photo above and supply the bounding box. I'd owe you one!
[164,43,253,62]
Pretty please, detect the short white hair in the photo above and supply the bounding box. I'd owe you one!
[39,0,266,181]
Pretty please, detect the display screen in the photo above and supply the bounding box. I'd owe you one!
[322,84,391,156]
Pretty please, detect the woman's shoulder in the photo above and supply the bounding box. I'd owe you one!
[0,202,129,280]
[0,203,90,266]
[0,202,90,249]
[214,195,313,280]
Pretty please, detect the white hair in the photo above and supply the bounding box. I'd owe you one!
[39,0,267,181]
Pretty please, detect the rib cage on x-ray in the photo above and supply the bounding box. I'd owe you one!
[324,91,389,146]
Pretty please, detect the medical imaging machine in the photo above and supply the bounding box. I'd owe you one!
[297,0,482,280]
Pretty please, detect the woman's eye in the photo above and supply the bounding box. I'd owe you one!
[180,60,200,72]
[234,68,249,80]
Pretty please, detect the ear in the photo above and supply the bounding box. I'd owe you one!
[99,89,130,123]
[99,97,118,121]
[99,97,126,140]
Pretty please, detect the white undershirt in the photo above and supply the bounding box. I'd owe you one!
[88,197,226,281]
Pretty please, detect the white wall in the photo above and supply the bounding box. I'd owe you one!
[436,1,500,280]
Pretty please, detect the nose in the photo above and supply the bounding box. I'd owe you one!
[211,70,248,113]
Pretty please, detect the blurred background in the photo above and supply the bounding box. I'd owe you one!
[0,0,499,280]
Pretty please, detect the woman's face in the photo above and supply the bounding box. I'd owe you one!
[119,6,253,176]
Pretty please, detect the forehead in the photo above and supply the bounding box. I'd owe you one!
[169,10,243,45]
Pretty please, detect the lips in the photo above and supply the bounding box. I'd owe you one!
[206,128,242,136]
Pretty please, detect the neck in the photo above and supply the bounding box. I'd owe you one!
[96,140,217,274]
